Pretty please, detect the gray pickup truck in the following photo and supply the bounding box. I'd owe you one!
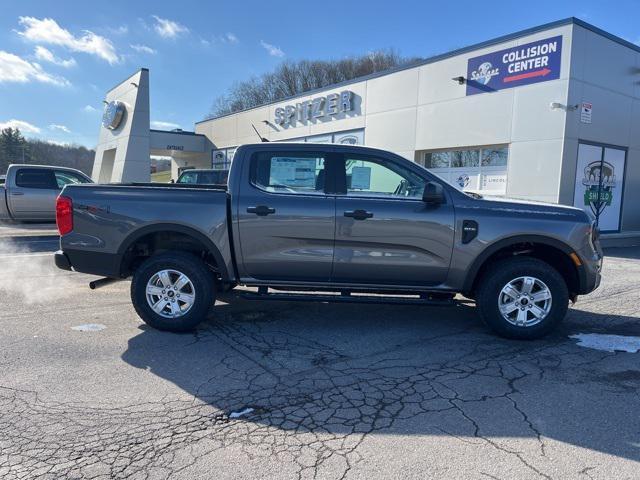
[55,143,602,339]
[1,164,92,222]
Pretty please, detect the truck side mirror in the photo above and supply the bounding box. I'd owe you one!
[422,181,444,205]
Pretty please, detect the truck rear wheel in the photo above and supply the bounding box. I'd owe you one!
[476,257,568,339]
[130,251,215,332]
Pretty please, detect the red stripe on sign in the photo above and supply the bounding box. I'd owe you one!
[503,68,551,83]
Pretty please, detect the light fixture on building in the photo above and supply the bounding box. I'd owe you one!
[452,76,466,85]
[550,102,579,111]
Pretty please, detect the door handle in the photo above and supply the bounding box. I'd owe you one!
[344,209,373,220]
[11,192,24,196]
[247,205,276,216]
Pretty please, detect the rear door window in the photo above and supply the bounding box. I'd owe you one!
[250,152,330,195]
[15,169,58,189]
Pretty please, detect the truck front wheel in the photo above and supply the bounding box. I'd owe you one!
[476,257,568,339]
[130,251,215,332]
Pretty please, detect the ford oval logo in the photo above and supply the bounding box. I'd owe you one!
[102,101,126,130]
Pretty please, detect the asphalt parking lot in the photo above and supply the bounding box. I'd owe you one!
[1,237,639,479]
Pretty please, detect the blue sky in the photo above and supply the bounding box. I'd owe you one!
[1,0,639,148]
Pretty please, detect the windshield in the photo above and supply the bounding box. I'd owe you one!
[177,171,198,184]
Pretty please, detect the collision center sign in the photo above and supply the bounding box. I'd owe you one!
[466,36,562,95]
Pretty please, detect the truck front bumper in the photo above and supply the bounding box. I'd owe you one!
[577,249,603,294]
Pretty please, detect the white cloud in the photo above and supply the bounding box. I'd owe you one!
[0,50,69,86]
[0,119,41,134]
[34,46,76,68]
[17,17,119,64]
[130,44,156,55]
[200,33,239,47]
[260,40,284,58]
[151,120,181,130]
[49,123,71,133]
[45,139,71,146]
[152,15,189,39]
[83,104,99,113]
[224,33,239,44]
[108,25,128,35]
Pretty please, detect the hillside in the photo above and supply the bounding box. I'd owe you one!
[0,127,95,176]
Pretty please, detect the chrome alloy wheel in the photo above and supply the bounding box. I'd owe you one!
[145,269,196,318]
[498,276,552,327]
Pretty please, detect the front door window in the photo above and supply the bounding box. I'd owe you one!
[344,157,426,199]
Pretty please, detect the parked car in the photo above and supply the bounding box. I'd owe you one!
[176,169,229,185]
[1,164,92,222]
[54,143,602,339]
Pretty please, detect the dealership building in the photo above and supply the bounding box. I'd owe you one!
[93,17,640,234]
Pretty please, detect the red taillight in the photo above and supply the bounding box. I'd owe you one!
[56,195,73,235]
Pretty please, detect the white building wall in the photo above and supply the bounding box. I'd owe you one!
[195,21,638,214]
[562,24,640,231]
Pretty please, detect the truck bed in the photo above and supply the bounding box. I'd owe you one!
[58,182,234,279]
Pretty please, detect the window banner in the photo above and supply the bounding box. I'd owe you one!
[333,130,364,145]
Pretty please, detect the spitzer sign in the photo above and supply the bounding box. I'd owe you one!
[466,36,562,95]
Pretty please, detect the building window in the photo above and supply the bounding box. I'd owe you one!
[421,145,508,195]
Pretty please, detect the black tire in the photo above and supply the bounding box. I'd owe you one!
[130,251,215,332]
[476,257,568,340]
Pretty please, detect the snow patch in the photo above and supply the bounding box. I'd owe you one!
[570,333,640,353]
[72,324,106,332]
[229,407,254,419]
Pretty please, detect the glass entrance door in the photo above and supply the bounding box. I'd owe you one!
[572,142,626,233]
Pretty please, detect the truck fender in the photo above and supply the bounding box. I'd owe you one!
[462,234,585,294]
[116,223,231,281]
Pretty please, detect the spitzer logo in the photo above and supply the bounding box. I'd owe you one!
[470,62,500,85]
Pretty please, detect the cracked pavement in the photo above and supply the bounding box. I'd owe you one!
[0,243,639,479]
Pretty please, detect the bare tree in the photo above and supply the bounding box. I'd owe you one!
[209,50,421,117]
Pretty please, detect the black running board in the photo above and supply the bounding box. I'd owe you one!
[241,290,454,306]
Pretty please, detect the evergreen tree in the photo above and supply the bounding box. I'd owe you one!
[0,128,28,172]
